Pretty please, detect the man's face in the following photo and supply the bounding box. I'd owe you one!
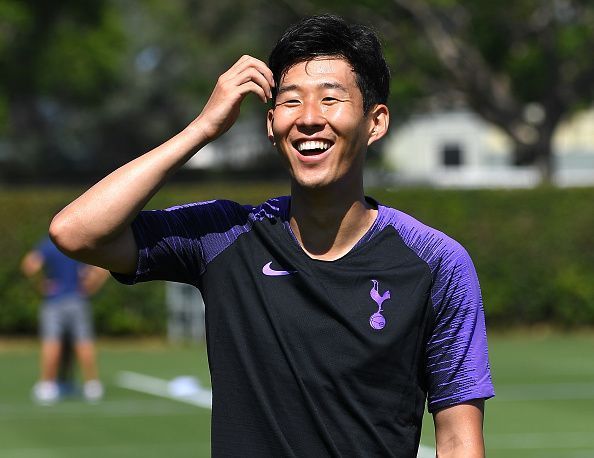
[267,57,387,190]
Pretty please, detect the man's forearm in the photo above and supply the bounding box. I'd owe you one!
[433,400,485,457]
[49,126,208,271]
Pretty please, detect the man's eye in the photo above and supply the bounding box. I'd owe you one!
[277,99,300,107]
[322,97,340,104]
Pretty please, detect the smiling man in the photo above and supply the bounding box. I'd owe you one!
[50,14,494,457]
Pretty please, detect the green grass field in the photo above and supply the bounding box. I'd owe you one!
[1,332,593,457]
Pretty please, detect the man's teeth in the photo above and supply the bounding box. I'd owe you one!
[297,141,331,152]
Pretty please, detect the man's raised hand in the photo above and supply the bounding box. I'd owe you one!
[189,55,275,143]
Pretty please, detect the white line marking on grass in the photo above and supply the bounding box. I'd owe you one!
[0,399,199,420]
[487,432,594,449]
[495,382,594,401]
[0,441,205,457]
[115,371,212,409]
[417,445,435,457]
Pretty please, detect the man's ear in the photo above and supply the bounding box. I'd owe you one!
[267,109,276,146]
[367,104,389,146]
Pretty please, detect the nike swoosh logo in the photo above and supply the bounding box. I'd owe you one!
[262,261,296,276]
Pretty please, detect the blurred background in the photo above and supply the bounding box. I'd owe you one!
[1,0,593,457]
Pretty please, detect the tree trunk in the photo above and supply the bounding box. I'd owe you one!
[535,134,555,185]
[512,126,555,185]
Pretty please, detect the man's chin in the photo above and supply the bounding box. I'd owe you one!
[291,173,334,191]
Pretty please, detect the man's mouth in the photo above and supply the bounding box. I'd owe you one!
[294,140,333,156]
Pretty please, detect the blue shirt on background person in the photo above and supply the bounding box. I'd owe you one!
[36,237,85,302]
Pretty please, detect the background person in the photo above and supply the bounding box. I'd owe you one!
[21,237,108,404]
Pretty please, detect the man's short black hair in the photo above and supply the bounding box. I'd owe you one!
[268,14,390,114]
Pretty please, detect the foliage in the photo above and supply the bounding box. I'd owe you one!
[0,0,300,182]
[1,184,593,335]
[3,1,593,183]
[0,0,126,179]
[0,187,157,335]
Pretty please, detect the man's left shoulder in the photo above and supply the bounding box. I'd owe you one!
[374,202,471,268]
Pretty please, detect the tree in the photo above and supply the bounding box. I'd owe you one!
[4,0,592,183]
[90,0,301,176]
[0,0,125,181]
[378,0,594,182]
[389,0,594,182]
[0,0,300,182]
[284,0,594,182]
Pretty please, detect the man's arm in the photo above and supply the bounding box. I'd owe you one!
[49,55,274,275]
[80,265,110,296]
[20,250,47,295]
[433,399,485,457]
[21,250,44,278]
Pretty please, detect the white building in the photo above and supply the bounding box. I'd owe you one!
[382,109,594,188]
[185,119,273,170]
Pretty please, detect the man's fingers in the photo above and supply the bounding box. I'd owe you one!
[216,64,273,102]
[238,81,268,103]
[193,55,273,142]
[233,67,273,99]
[225,55,275,90]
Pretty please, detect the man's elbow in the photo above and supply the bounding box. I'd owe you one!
[50,211,137,274]
[49,211,87,258]
[436,434,485,458]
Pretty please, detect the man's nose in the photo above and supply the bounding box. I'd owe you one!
[295,101,325,129]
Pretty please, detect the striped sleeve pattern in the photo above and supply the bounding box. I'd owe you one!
[377,206,495,412]
[112,197,290,286]
[113,199,253,286]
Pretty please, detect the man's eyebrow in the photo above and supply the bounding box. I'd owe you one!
[320,82,348,92]
[276,81,349,97]
[276,84,298,96]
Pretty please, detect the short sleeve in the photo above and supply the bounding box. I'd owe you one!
[425,246,495,413]
[112,200,252,286]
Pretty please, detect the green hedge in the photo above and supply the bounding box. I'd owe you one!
[372,187,594,327]
[1,183,593,334]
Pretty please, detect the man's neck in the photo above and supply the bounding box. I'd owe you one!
[289,183,377,261]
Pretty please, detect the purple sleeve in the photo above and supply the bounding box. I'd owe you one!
[381,207,494,412]
[425,244,495,412]
[112,200,252,286]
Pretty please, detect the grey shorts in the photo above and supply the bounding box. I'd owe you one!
[40,295,94,342]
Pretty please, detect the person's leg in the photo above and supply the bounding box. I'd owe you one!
[40,339,61,380]
[75,340,99,381]
[71,299,103,401]
[57,331,76,396]
[75,340,103,401]
[33,305,63,404]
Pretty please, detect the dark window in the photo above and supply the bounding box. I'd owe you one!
[442,143,463,167]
